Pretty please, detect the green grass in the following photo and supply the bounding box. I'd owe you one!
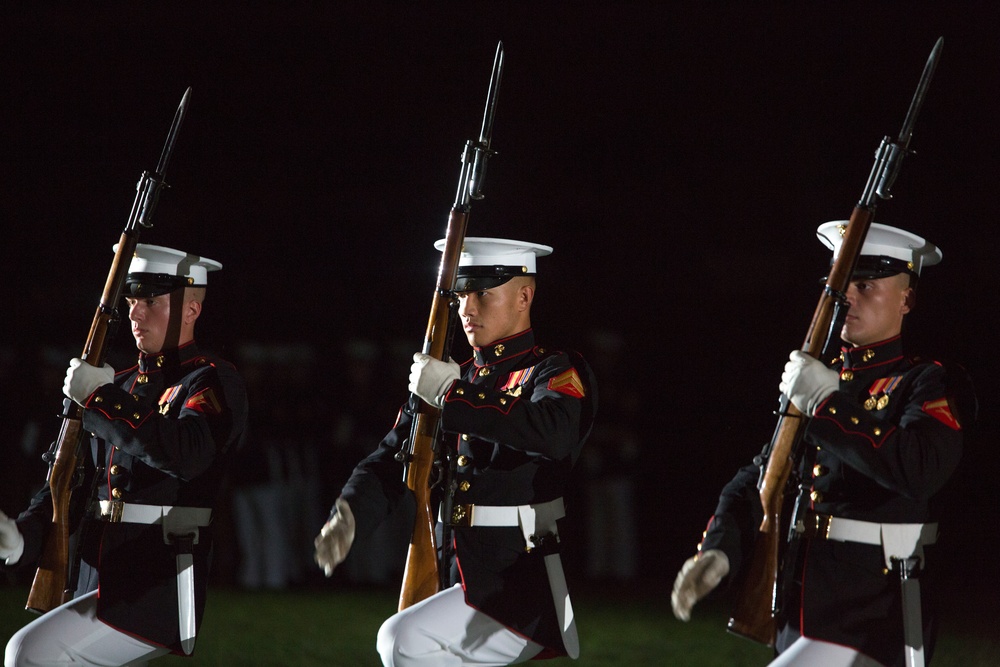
[0,583,995,665]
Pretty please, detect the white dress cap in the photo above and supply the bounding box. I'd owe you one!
[433,237,554,291]
[113,243,222,296]
[816,221,942,277]
[434,237,553,273]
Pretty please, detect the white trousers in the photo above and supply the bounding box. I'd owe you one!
[769,637,886,667]
[4,591,170,667]
[377,584,544,667]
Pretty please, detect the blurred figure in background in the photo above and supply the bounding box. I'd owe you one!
[580,328,641,583]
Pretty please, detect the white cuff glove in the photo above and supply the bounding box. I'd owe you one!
[671,549,730,622]
[408,353,461,409]
[779,350,839,416]
[0,510,25,566]
[63,358,114,406]
[314,498,356,577]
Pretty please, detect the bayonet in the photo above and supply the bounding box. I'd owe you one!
[870,38,943,201]
[460,42,504,204]
[134,87,192,230]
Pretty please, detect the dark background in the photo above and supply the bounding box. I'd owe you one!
[1,2,997,621]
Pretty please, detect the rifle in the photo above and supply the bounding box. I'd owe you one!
[396,43,504,611]
[26,88,191,613]
[727,38,943,645]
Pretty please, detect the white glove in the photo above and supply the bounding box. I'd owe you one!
[314,498,356,577]
[0,510,25,566]
[671,549,730,622]
[408,353,461,409]
[63,358,114,406]
[779,350,839,416]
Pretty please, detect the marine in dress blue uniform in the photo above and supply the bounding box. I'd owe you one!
[671,223,976,667]
[314,238,596,666]
[1,244,248,665]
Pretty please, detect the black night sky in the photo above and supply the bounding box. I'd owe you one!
[2,2,998,625]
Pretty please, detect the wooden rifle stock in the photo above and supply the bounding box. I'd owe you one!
[398,208,469,611]
[727,38,942,645]
[25,89,191,613]
[726,210,871,643]
[398,43,503,611]
[26,231,142,613]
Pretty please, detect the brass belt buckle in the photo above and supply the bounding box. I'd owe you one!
[104,500,125,523]
[451,504,472,527]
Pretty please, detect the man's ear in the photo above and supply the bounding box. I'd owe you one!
[901,287,915,315]
[518,283,535,312]
[184,297,203,326]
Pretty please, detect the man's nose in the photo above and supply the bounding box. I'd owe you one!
[458,297,476,317]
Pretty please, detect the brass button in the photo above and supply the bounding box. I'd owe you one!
[850,416,859,424]
[110,465,122,476]
[494,344,505,357]
[873,427,882,436]
[94,396,103,404]
[114,404,122,410]
[461,434,470,441]
[133,413,141,420]
[862,349,876,362]
[459,481,471,492]
[457,455,470,467]
[137,374,149,385]
[480,368,491,377]
[840,370,854,382]
[809,490,823,503]
[828,406,837,415]
[456,387,465,395]
[499,398,507,405]
[111,488,123,499]
[812,464,827,477]
[477,392,486,400]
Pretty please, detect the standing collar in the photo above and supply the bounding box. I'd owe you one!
[137,340,202,374]
[840,335,905,371]
[472,329,535,367]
